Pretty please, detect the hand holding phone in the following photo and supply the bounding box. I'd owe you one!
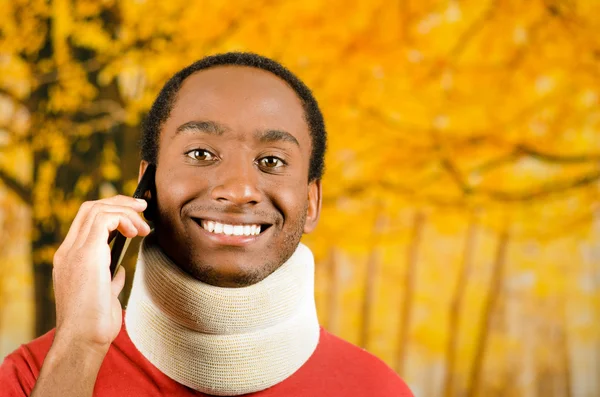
[50,187,151,368]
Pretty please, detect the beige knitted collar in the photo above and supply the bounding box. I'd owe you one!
[125,234,320,396]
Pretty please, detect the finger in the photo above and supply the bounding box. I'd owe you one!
[77,203,150,244]
[111,266,126,297]
[75,212,139,251]
[59,197,147,256]
[57,200,97,259]
[98,194,148,209]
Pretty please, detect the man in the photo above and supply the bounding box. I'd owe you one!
[1,53,413,396]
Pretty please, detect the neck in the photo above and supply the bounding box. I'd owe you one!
[125,234,320,396]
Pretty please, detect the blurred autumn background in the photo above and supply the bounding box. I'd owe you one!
[1,0,600,395]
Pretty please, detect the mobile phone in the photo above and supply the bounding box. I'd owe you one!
[108,163,156,279]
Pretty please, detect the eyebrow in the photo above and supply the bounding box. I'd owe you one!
[255,129,300,147]
[175,120,227,135]
[175,120,300,147]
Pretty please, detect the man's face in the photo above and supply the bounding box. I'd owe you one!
[140,66,321,287]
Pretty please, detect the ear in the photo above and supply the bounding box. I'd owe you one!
[138,160,156,222]
[138,160,150,183]
[303,179,322,234]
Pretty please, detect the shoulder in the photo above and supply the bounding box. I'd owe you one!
[305,328,413,396]
[0,329,56,396]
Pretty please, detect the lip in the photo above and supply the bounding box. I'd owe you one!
[191,217,273,247]
[194,215,272,226]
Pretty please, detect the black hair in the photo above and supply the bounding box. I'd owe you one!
[141,52,326,181]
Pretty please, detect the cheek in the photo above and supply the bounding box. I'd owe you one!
[155,168,205,212]
[273,184,308,223]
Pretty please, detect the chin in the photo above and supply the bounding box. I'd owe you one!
[184,257,273,288]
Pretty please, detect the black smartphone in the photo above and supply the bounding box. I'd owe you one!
[108,163,156,279]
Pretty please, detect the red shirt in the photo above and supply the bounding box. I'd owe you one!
[1,315,412,396]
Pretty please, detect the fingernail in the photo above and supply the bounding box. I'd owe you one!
[135,198,147,205]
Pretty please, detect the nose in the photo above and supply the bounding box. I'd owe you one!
[210,156,262,206]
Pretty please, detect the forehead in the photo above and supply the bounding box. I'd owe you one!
[163,66,310,148]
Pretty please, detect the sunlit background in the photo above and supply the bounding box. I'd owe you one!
[1,1,600,396]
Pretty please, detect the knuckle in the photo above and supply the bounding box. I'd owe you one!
[128,208,141,219]
[112,194,131,203]
[81,200,93,208]
[82,203,102,225]
[99,211,121,227]
[88,201,103,215]
[102,194,124,201]
[95,211,110,224]
[80,200,94,212]
[80,211,95,229]
[53,249,64,265]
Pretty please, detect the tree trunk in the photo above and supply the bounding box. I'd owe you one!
[33,258,54,336]
[32,146,57,336]
[560,309,573,397]
[326,247,341,334]
[396,211,425,376]
[359,213,386,349]
[443,211,479,397]
[465,228,510,397]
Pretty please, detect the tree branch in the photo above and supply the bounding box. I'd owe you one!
[365,93,566,156]
[422,0,498,82]
[516,144,600,164]
[448,90,572,150]
[504,14,549,69]
[0,88,26,106]
[326,166,600,207]
[0,168,32,205]
[78,99,126,118]
[447,0,498,60]
[469,152,521,175]
[0,126,33,148]
[460,143,600,183]
[480,169,600,202]
[441,157,472,194]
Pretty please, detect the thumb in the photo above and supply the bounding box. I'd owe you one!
[111,266,126,297]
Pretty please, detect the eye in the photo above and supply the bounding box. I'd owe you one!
[186,149,216,161]
[258,156,285,169]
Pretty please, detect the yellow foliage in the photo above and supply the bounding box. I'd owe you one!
[1,0,600,395]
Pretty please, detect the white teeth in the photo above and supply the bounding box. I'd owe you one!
[201,220,263,237]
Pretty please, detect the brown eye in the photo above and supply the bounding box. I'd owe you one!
[259,156,284,168]
[186,149,216,161]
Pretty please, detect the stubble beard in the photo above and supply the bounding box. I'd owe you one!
[153,205,308,288]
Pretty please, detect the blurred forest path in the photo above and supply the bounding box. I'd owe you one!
[1,0,600,396]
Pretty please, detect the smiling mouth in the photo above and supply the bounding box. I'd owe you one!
[193,219,272,237]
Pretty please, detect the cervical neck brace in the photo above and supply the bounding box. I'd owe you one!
[125,234,320,396]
